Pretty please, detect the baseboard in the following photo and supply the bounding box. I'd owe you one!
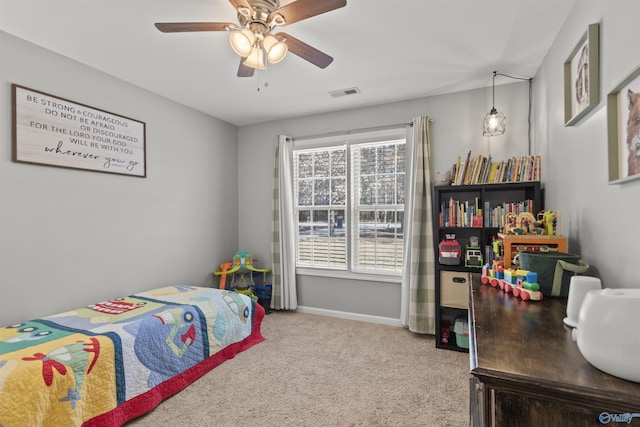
[296,305,402,327]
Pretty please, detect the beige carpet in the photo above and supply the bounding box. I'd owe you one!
[126,311,470,427]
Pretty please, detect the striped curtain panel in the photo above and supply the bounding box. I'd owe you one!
[400,116,435,334]
[270,135,297,310]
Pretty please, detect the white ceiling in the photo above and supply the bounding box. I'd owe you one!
[0,0,576,126]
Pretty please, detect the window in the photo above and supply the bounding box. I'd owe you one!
[293,129,406,276]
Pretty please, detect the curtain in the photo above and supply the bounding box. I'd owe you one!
[270,135,297,310]
[400,116,435,334]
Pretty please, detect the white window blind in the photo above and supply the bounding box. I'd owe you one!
[293,129,406,275]
[351,140,405,272]
[295,146,347,268]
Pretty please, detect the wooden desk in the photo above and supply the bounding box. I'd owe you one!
[469,278,640,427]
[499,234,567,268]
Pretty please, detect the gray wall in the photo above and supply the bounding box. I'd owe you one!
[238,83,531,320]
[0,32,239,325]
[533,1,640,289]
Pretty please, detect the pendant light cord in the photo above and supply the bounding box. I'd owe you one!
[492,71,497,109]
[493,71,534,155]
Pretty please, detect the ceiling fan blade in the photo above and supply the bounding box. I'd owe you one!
[154,22,233,33]
[272,0,346,25]
[237,58,255,78]
[277,32,333,69]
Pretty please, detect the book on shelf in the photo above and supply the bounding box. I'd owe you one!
[449,152,541,186]
[439,196,533,228]
[439,196,483,228]
[484,199,535,228]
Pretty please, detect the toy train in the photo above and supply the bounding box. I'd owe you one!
[481,261,543,301]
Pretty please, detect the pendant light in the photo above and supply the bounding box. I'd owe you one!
[483,71,506,137]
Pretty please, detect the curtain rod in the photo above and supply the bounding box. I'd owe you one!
[288,121,418,142]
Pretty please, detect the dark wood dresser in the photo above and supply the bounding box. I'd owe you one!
[469,277,640,426]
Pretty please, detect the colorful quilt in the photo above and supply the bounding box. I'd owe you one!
[0,285,265,426]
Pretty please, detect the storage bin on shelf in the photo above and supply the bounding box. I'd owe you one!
[440,271,470,309]
[453,317,469,349]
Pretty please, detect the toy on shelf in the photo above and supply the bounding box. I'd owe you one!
[214,250,270,301]
[516,212,543,235]
[439,234,461,265]
[465,246,483,268]
[502,212,519,235]
[465,236,483,268]
[502,212,545,235]
[481,261,543,301]
[501,209,564,237]
[537,210,561,236]
[492,238,503,259]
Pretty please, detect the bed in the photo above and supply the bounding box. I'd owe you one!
[0,285,265,426]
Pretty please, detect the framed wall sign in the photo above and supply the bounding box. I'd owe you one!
[564,23,600,126]
[12,84,146,177]
[607,66,640,184]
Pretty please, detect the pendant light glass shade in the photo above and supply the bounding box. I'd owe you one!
[263,34,288,64]
[483,107,506,136]
[483,71,507,137]
[243,47,266,69]
[229,29,255,57]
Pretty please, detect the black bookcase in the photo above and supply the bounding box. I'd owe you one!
[433,182,542,351]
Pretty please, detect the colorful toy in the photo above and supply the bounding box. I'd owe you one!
[216,261,233,290]
[439,234,461,265]
[481,262,543,301]
[214,250,270,300]
[502,212,519,235]
[465,245,483,268]
[481,260,504,287]
[537,210,561,236]
[502,211,545,235]
[492,238,503,259]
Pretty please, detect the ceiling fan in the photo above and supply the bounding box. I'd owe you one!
[155,0,347,77]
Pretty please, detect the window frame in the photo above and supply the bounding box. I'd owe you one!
[292,127,407,281]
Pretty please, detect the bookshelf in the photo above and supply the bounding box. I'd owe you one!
[433,182,542,351]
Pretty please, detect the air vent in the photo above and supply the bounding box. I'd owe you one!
[329,87,361,98]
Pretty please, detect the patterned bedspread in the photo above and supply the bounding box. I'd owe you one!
[0,285,265,426]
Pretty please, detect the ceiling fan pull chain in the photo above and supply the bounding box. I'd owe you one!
[256,60,261,92]
[257,62,270,92]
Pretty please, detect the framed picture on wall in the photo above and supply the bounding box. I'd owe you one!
[12,84,146,177]
[563,23,600,126]
[607,66,640,184]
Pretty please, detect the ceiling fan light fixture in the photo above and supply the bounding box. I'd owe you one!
[229,29,255,57]
[155,0,347,76]
[243,47,266,69]
[263,34,288,63]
